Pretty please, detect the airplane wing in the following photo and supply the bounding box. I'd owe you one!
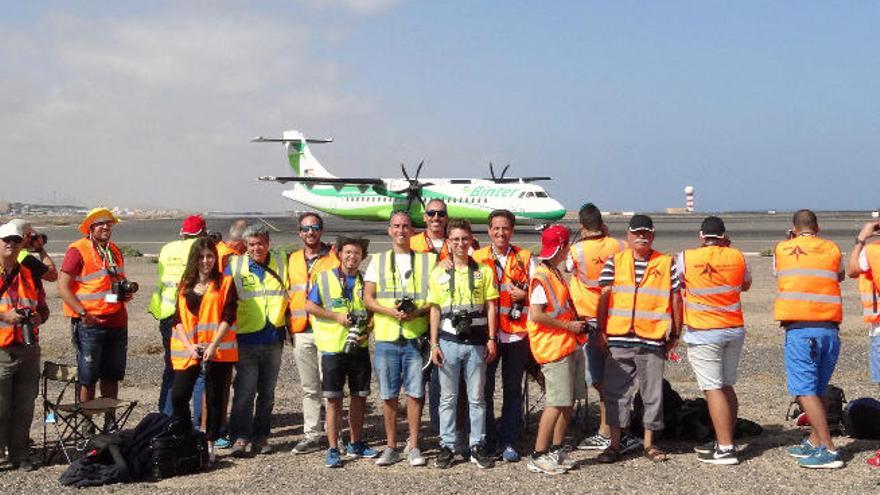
[482,177,552,183]
[257,176,385,185]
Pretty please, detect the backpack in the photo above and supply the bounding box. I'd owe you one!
[631,379,685,439]
[150,417,209,480]
[842,397,880,439]
[785,384,846,433]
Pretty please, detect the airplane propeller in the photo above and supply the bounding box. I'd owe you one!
[394,161,434,211]
[489,162,511,181]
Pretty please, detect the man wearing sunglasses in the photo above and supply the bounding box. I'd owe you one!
[288,212,339,455]
[8,219,57,288]
[411,199,451,261]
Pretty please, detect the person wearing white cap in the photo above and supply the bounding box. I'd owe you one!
[0,221,49,471]
[57,208,135,405]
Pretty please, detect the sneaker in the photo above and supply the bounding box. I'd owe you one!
[798,446,844,469]
[214,435,233,449]
[291,438,320,455]
[620,433,643,454]
[230,439,253,458]
[596,446,622,464]
[697,445,739,465]
[11,458,38,472]
[254,439,272,455]
[470,444,495,469]
[551,445,575,470]
[375,447,401,466]
[577,433,611,451]
[787,438,818,459]
[867,450,880,467]
[325,448,343,468]
[693,441,716,455]
[526,452,566,475]
[408,447,426,467]
[433,446,455,469]
[501,445,521,463]
[346,441,379,458]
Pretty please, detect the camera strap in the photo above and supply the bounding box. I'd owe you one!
[0,264,21,302]
[390,250,414,299]
[447,259,476,313]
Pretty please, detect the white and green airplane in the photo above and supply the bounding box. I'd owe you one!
[255,130,566,226]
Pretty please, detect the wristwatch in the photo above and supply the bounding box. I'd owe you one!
[856,237,867,246]
[487,335,497,342]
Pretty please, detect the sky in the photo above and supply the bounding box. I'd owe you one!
[1,1,878,213]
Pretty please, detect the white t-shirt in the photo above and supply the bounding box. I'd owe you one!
[430,238,444,252]
[364,252,414,292]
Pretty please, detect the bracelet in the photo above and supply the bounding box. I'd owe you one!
[431,343,440,349]
[487,335,497,341]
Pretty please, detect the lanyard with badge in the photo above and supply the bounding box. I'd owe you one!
[490,245,528,289]
[92,241,122,303]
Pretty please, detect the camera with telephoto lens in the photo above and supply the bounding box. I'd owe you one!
[450,309,473,339]
[15,308,36,346]
[111,278,139,299]
[343,312,369,354]
[395,296,416,314]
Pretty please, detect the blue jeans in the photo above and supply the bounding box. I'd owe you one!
[438,339,487,449]
[73,321,127,385]
[230,341,283,442]
[484,339,527,450]
[158,317,205,423]
[374,340,425,400]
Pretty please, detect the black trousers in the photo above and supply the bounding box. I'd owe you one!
[171,361,234,441]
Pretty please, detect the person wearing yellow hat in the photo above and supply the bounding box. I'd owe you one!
[58,208,135,405]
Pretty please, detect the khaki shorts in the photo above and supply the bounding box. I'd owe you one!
[541,350,586,407]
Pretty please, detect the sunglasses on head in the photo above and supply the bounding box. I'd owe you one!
[425,210,447,218]
[299,225,321,232]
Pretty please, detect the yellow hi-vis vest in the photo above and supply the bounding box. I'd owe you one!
[369,250,436,341]
[230,252,289,334]
[148,238,197,320]
[310,268,368,353]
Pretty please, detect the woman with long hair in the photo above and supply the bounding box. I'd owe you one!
[169,237,238,461]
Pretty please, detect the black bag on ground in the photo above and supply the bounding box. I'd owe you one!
[631,379,684,439]
[150,417,209,480]
[59,432,131,487]
[785,384,846,433]
[842,397,880,439]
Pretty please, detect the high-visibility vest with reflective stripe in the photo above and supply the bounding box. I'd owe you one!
[862,244,880,324]
[370,250,436,341]
[472,245,535,334]
[681,245,746,330]
[230,252,289,334]
[287,248,339,334]
[606,250,673,342]
[0,264,40,347]
[568,237,627,319]
[310,268,368,353]
[62,238,126,317]
[148,238,197,320]
[773,236,842,323]
[528,264,582,364]
[410,232,449,261]
[170,276,238,370]
[217,241,243,272]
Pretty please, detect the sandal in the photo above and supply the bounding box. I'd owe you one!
[644,446,668,463]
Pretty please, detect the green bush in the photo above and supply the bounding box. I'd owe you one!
[760,248,773,257]
[118,244,144,258]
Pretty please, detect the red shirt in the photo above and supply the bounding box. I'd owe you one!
[61,246,128,329]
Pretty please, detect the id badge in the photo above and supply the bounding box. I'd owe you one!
[105,293,119,303]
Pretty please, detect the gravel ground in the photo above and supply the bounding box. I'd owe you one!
[3,256,880,494]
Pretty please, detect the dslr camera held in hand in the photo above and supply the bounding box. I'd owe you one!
[450,309,473,339]
[395,296,416,314]
[111,278,139,299]
[343,311,369,354]
[15,308,37,346]
[509,302,525,322]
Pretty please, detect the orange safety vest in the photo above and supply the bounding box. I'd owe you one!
[859,243,880,324]
[473,245,534,334]
[528,264,583,364]
[0,264,40,347]
[569,237,627,319]
[681,245,746,330]
[773,236,842,323]
[606,250,673,342]
[62,238,126,317]
[410,232,449,261]
[287,247,339,333]
[170,276,238,370]
[216,241,243,272]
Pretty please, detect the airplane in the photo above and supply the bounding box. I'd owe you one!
[254,130,567,227]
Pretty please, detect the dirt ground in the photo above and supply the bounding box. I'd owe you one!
[4,255,880,494]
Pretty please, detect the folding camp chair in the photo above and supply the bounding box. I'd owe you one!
[521,350,589,434]
[41,361,138,464]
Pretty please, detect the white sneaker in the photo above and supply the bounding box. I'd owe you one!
[407,447,426,467]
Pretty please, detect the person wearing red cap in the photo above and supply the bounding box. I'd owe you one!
[526,224,588,475]
[149,214,207,419]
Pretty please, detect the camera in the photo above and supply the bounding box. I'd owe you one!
[450,309,473,339]
[395,296,416,314]
[111,279,139,299]
[16,308,37,346]
[195,345,208,373]
[343,312,369,354]
[509,302,524,321]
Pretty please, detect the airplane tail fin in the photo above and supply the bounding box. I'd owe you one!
[252,130,335,178]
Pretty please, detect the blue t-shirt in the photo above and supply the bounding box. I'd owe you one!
[307,271,359,305]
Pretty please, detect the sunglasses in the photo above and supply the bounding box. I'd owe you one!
[299,225,322,232]
[91,220,113,228]
[1,236,23,244]
[425,210,447,218]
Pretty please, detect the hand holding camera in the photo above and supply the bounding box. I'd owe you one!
[566,319,587,334]
[15,308,37,346]
[394,296,417,320]
[112,278,139,302]
[342,312,369,354]
[857,221,880,243]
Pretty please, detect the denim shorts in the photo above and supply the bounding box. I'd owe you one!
[73,321,128,385]
[321,348,372,398]
[870,335,880,383]
[583,335,606,386]
[374,339,425,400]
[784,327,839,396]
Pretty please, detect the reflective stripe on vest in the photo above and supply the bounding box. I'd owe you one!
[862,245,880,324]
[148,238,197,320]
[310,268,367,353]
[231,252,289,334]
[0,264,40,347]
[287,248,339,334]
[681,246,746,330]
[528,264,580,365]
[568,237,626,319]
[371,250,436,342]
[62,238,126,317]
[605,250,673,341]
[773,236,842,323]
[472,245,534,334]
[171,276,238,370]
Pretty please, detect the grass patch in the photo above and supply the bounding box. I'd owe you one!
[118,244,144,257]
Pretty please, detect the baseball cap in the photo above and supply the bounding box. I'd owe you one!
[700,216,726,238]
[0,221,24,242]
[539,224,570,259]
[180,215,207,236]
[628,214,654,232]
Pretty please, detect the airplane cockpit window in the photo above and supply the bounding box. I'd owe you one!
[525,192,535,198]
[518,192,526,198]
[535,192,548,198]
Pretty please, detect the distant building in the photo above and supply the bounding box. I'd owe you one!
[0,201,9,214]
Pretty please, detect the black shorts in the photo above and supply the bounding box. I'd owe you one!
[321,347,371,399]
